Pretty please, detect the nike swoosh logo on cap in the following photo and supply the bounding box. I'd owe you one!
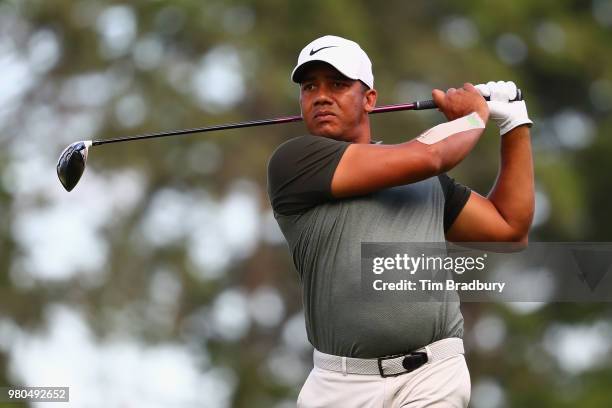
[309,46,337,56]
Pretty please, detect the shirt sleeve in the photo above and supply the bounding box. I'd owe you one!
[267,135,350,216]
[437,173,472,233]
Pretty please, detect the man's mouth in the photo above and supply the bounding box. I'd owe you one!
[314,111,336,121]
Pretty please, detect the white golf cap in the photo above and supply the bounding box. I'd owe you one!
[291,35,374,89]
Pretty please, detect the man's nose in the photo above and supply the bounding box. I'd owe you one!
[313,86,333,105]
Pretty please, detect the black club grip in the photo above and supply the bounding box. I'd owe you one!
[414,100,437,110]
[414,88,523,110]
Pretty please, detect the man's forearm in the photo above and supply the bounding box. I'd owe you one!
[415,111,487,174]
[331,113,486,198]
[487,125,534,238]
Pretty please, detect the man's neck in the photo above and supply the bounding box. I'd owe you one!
[344,121,371,144]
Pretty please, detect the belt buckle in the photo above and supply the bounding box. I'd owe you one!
[377,352,428,378]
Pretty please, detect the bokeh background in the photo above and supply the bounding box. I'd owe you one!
[1,0,612,407]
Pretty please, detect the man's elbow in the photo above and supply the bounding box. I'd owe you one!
[484,222,530,251]
[510,215,533,249]
[513,234,529,250]
[497,211,533,250]
[502,229,529,251]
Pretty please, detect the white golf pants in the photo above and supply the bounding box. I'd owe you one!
[297,353,470,407]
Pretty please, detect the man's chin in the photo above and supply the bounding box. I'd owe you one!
[311,126,341,139]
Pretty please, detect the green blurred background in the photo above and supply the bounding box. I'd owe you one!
[1,0,611,406]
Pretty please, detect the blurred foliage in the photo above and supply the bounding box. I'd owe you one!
[1,0,612,407]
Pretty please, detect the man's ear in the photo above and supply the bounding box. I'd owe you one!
[364,88,377,113]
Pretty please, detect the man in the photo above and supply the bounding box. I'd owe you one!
[267,35,534,407]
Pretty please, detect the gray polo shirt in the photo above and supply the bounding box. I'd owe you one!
[267,135,471,358]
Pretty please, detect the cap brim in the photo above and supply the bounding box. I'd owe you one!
[291,60,358,84]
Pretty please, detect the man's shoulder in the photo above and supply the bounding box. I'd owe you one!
[270,135,345,158]
[269,135,310,158]
[267,135,351,216]
[268,135,349,174]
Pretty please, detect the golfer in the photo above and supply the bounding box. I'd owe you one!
[267,35,534,407]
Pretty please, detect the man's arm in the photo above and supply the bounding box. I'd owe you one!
[446,81,535,243]
[331,83,489,198]
[445,125,534,243]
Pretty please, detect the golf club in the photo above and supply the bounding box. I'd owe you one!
[57,90,523,192]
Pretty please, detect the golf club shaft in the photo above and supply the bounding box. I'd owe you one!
[91,92,521,147]
[91,102,422,147]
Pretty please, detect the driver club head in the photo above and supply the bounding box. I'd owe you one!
[57,140,92,192]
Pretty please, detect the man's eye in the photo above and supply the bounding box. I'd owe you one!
[302,83,315,91]
[333,81,347,89]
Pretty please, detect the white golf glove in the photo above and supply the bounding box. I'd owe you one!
[475,81,533,136]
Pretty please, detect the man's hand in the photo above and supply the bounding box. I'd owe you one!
[432,83,489,123]
[475,81,533,136]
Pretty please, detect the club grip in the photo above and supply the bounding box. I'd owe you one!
[414,100,437,110]
[414,88,523,110]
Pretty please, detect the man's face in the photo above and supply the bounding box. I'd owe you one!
[299,62,375,142]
